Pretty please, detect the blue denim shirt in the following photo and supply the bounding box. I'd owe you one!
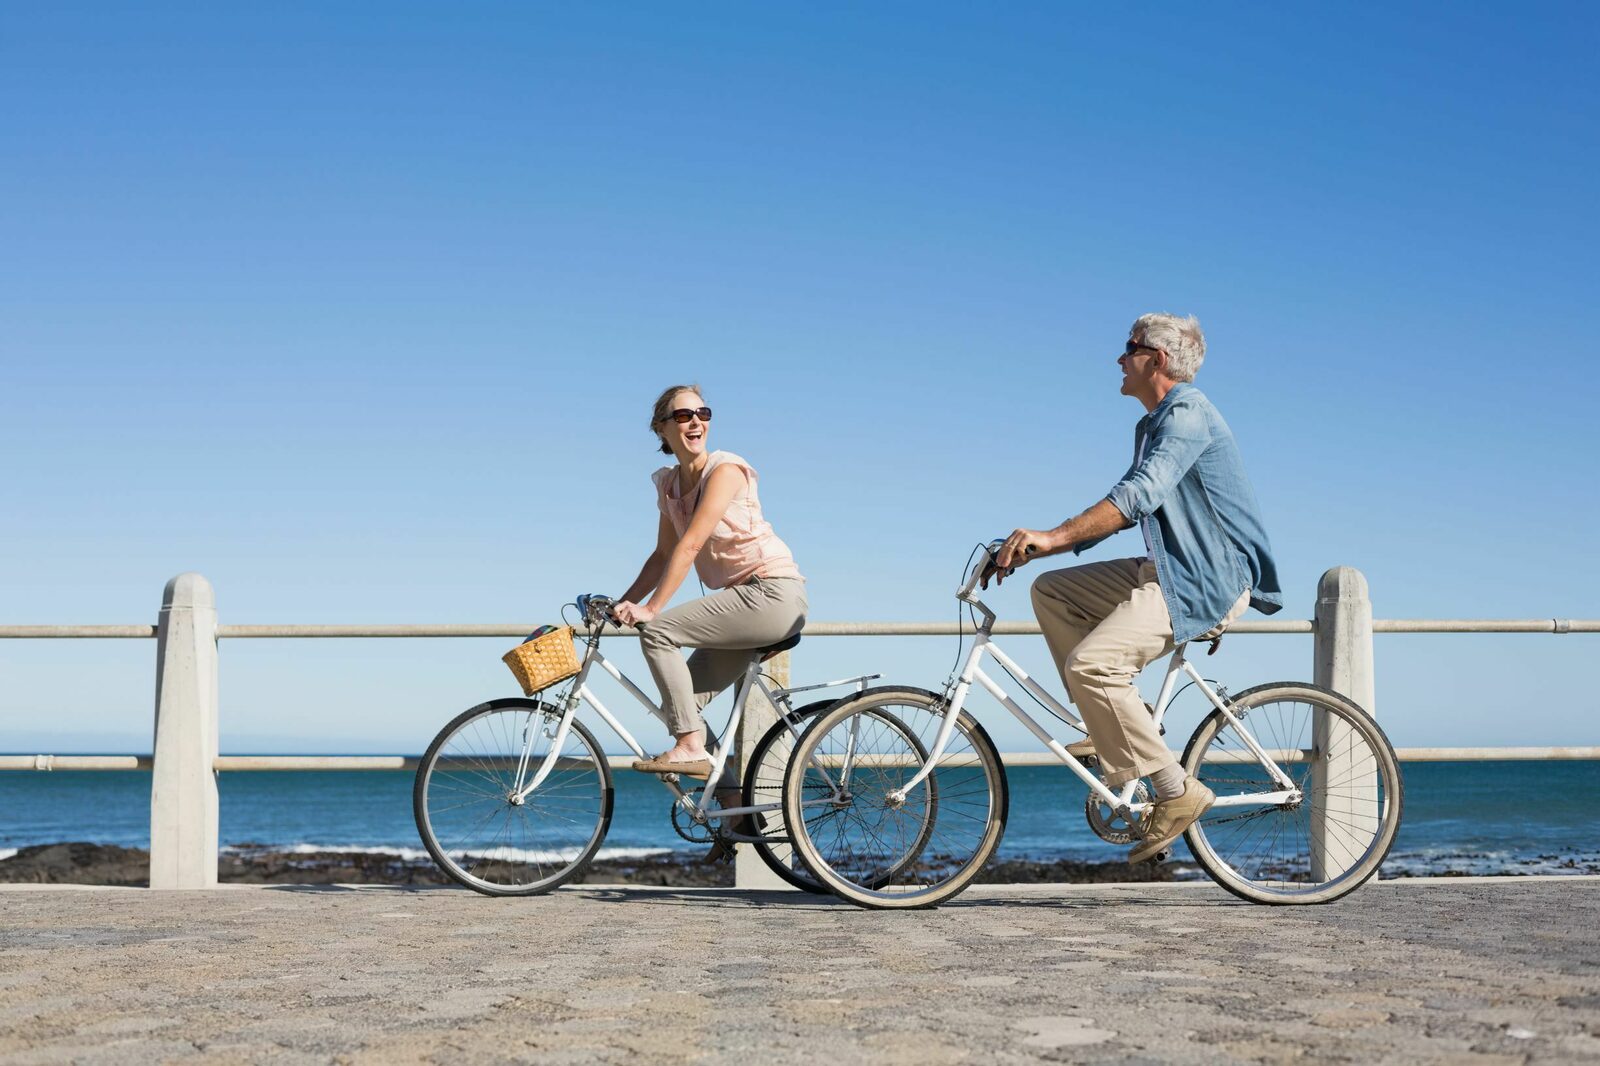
[1084,382,1282,643]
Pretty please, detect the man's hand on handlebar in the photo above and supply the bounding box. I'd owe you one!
[982,529,1050,588]
[611,601,657,627]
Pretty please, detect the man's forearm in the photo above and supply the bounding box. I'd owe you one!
[1044,498,1132,555]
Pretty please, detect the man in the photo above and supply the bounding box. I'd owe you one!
[990,313,1280,863]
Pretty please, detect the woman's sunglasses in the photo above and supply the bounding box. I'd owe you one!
[660,406,713,425]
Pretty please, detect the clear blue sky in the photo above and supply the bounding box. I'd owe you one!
[3,3,1597,754]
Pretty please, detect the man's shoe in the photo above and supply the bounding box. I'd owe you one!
[1128,776,1215,864]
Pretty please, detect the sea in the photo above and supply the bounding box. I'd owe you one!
[1,760,1597,876]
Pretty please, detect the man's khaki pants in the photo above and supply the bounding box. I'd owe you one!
[1030,558,1249,787]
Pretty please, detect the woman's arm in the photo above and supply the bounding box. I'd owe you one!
[614,464,743,625]
[618,512,676,604]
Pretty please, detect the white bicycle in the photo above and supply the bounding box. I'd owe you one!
[781,541,1404,908]
[413,594,896,895]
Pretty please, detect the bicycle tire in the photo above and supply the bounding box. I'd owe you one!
[746,699,936,892]
[1180,681,1403,905]
[741,699,837,892]
[414,698,613,897]
[782,687,1008,909]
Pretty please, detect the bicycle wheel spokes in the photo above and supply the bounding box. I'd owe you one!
[415,700,613,896]
[1182,683,1402,905]
[785,690,1007,908]
[743,703,833,893]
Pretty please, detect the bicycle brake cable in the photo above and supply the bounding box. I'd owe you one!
[943,544,985,693]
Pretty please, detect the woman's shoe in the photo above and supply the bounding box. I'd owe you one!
[631,755,712,779]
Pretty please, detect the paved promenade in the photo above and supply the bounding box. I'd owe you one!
[3,877,1598,1065]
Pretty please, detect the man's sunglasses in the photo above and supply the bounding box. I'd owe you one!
[1121,341,1163,358]
[659,406,713,425]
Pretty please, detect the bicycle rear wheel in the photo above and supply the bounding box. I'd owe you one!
[414,698,613,896]
[1180,682,1402,904]
[742,700,837,893]
[782,687,1008,909]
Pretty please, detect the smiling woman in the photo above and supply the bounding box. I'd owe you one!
[608,384,808,845]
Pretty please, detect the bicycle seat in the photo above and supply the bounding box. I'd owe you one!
[757,633,802,661]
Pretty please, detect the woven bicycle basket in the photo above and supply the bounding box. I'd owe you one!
[502,625,580,695]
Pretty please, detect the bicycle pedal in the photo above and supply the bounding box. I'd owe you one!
[1151,847,1172,865]
[1081,754,1100,770]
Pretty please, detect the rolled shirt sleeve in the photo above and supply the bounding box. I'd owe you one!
[1105,403,1210,523]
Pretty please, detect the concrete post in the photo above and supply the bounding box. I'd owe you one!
[149,573,219,889]
[734,649,793,889]
[1311,567,1377,881]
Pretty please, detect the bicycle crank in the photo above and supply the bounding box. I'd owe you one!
[670,801,715,845]
[1085,779,1152,845]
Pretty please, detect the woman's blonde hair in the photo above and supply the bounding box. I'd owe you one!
[650,383,704,455]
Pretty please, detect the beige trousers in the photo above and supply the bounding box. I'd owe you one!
[639,576,808,737]
[1030,558,1250,787]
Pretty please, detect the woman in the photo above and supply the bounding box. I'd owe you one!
[613,384,807,797]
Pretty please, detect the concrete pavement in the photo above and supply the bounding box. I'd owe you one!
[3,877,1599,1064]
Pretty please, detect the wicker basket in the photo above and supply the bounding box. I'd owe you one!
[502,625,580,695]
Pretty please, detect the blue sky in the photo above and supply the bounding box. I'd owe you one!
[3,3,1597,755]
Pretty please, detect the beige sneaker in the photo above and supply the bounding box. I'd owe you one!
[1128,775,1214,864]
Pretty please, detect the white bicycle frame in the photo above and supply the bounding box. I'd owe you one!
[886,553,1301,823]
[512,625,877,834]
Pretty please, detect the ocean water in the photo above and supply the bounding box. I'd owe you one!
[1,760,1596,876]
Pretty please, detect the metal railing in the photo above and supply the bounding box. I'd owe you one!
[9,618,1597,639]
[2,568,1596,889]
[6,746,1599,776]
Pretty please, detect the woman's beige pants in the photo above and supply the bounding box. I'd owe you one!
[639,574,807,741]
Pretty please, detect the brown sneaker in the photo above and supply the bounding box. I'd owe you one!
[1128,775,1214,864]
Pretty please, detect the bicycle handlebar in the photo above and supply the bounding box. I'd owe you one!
[976,537,1037,583]
[575,593,619,628]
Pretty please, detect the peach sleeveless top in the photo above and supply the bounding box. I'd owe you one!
[652,451,802,590]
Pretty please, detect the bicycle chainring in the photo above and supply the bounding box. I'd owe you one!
[670,801,715,845]
[1085,779,1152,845]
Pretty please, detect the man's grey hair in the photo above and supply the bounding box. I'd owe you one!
[1132,313,1205,382]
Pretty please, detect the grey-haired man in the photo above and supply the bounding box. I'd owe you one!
[991,313,1281,862]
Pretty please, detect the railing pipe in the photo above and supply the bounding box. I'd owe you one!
[4,619,1599,640]
[5,746,1596,774]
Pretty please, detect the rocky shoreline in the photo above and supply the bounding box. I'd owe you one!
[0,841,1190,889]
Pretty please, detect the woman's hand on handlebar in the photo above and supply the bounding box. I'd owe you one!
[612,600,658,627]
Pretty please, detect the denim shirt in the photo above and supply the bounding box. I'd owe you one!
[1084,382,1282,643]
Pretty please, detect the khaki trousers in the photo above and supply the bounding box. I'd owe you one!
[1030,558,1249,787]
[639,575,808,737]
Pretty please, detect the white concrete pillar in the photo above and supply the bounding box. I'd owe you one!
[1311,566,1377,881]
[149,573,219,889]
[734,650,793,890]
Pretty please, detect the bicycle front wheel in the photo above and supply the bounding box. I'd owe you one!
[783,688,1008,909]
[1181,682,1403,905]
[414,698,613,896]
